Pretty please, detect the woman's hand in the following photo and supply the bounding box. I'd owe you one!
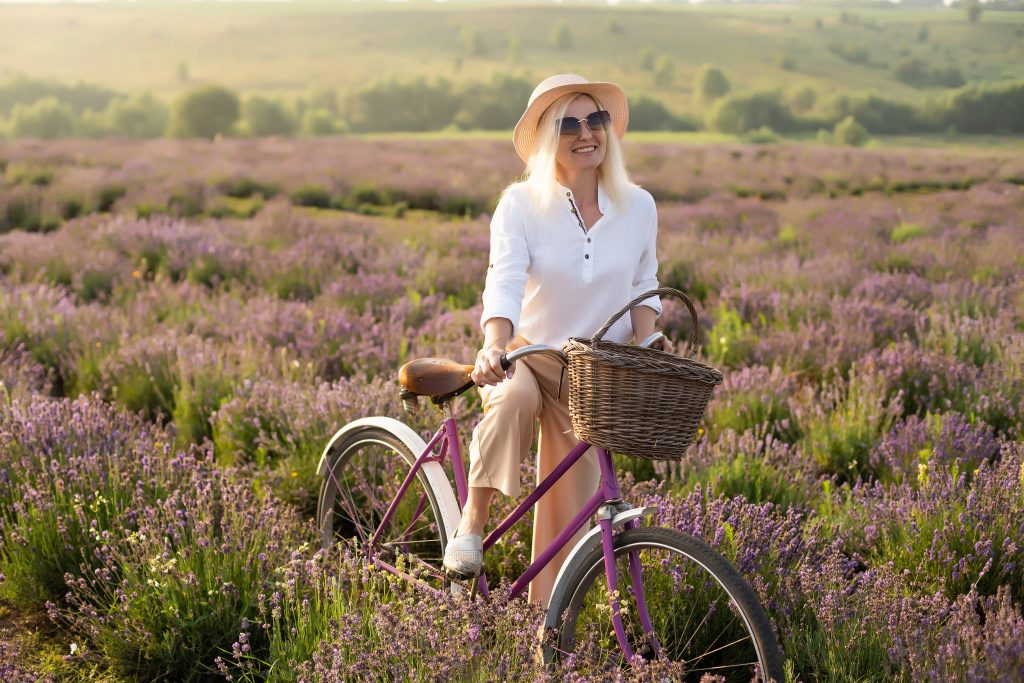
[473,344,514,386]
[652,336,676,355]
[473,317,516,386]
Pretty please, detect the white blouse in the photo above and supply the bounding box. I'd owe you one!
[481,181,661,347]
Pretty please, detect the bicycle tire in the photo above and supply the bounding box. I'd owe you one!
[547,526,785,682]
[317,425,453,590]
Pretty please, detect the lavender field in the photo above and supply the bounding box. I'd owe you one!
[1,137,1023,682]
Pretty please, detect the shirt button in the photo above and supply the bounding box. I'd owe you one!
[584,254,590,259]
[586,238,591,243]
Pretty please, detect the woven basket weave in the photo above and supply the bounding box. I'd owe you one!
[563,287,723,461]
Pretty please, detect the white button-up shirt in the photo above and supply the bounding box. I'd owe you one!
[481,181,661,347]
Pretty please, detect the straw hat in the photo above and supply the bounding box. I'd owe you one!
[512,74,629,163]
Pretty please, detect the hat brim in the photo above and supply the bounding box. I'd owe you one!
[512,82,628,163]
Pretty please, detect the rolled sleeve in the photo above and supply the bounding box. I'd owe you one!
[480,195,530,336]
[631,193,661,315]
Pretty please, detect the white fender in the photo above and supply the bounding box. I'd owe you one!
[544,506,658,633]
[317,417,461,542]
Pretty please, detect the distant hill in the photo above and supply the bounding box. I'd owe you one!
[1,1,1022,115]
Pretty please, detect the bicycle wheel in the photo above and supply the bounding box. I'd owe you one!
[547,526,784,682]
[317,425,452,590]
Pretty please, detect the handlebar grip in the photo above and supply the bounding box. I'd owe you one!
[499,355,511,371]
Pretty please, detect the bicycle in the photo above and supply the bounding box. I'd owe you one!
[315,293,785,681]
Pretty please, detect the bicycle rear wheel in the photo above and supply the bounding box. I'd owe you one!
[547,526,784,682]
[317,425,452,591]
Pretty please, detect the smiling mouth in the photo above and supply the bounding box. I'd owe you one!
[573,146,597,154]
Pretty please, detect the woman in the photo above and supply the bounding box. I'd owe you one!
[443,74,669,609]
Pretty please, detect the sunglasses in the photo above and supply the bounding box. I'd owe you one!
[555,110,611,137]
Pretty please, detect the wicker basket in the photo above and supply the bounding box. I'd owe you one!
[563,287,723,461]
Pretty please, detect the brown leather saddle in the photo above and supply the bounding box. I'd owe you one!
[398,357,475,402]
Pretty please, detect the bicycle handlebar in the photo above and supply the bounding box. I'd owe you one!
[500,344,566,370]
[498,333,668,371]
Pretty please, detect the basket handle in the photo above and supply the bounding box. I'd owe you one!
[592,287,701,354]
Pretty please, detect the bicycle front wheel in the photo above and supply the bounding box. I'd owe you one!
[547,526,784,682]
[317,425,452,591]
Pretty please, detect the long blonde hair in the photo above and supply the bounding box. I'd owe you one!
[514,92,636,213]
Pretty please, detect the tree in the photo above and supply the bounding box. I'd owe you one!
[706,90,795,134]
[168,85,240,139]
[107,93,168,138]
[10,97,74,139]
[301,109,343,136]
[628,94,681,131]
[454,74,533,130]
[243,95,296,137]
[788,86,817,114]
[694,64,731,107]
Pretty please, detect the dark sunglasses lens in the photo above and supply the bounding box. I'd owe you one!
[558,117,582,136]
[587,110,611,130]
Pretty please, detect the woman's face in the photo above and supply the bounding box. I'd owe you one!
[554,95,608,176]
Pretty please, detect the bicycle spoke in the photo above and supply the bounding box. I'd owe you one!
[319,432,451,594]
[552,529,782,682]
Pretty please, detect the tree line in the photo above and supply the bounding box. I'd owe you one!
[1,71,1022,142]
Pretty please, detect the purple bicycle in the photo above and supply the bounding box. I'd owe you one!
[316,336,784,680]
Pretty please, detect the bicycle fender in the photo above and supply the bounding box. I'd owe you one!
[544,506,658,631]
[317,417,462,541]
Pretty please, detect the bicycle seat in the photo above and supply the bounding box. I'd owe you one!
[399,358,474,398]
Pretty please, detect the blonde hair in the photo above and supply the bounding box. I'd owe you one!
[512,92,636,213]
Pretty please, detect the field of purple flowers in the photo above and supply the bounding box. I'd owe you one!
[1,137,1023,682]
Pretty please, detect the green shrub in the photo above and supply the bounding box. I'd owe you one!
[453,74,533,130]
[940,81,1024,134]
[824,92,930,135]
[96,183,126,212]
[1,191,43,232]
[628,94,694,131]
[742,125,780,144]
[300,108,342,136]
[167,183,205,218]
[893,58,965,89]
[346,78,459,133]
[706,303,757,367]
[77,269,114,303]
[0,74,115,118]
[59,196,84,220]
[243,95,297,137]
[833,115,870,147]
[216,175,278,199]
[291,184,332,208]
[5,163,54,186]
[796,363,901,481]
[106,92,168,138]
[890,221,927,244]
[706,90,797,134]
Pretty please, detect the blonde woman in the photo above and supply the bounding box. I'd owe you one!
[443,74,670,609]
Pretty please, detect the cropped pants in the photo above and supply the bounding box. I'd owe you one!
[467,337,600,608]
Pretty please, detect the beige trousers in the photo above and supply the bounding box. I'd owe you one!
[467,337,600,608]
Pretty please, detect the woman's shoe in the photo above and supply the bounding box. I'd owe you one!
[443,532,483,578]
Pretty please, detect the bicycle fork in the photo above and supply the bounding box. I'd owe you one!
[597,508,661,662]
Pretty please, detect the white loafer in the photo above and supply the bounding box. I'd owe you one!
[443,532,483,577]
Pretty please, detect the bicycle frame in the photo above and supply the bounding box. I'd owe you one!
[367,401,654,661]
